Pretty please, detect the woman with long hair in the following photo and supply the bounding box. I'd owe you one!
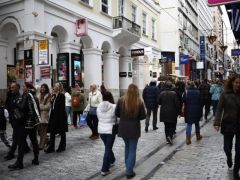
[115,84,146,179]
[214,75,240,180]
[38,83,51,150]
[97,91,116,176]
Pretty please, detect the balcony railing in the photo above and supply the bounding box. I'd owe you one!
[113,16,141,37]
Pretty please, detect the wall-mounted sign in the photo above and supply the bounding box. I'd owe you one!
[208,0,240,6]
[25,65,33,83]
[131,49,144,57]
[24,49,33,60]
[57,53,70,88]
[180,54,189,64]
[119,72,127,77]
[40,66,51,79]
[231,49,240,56]
[128,72,132,77]
[38,40,49,65]
[71,53,82,86]
[199,36,205,63]
[76,18,88,37]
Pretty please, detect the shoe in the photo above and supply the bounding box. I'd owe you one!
[24,147,30,154]
[233,169,240,180]
[8,162,23,170]
[44,148,55,153]
[56,148,65,153]
[153,127,158,130]
[89,134,94,139]
[186,135,191,145]
[227,157,233,168]
[166,136,173,145]
[32,158,39,165]
[90,134,99,140]
[145,126,148,133]
[110,161,115,167]
[4,154,15,161]
[101,171,110,176]
[196,133,203,141]
[126,172,136,179]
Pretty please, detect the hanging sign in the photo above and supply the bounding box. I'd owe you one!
[208,0,240,6]
[76,18,88,37]
[38,40,49,65]
[180,54,189,64]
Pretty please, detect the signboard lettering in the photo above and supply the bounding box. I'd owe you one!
[131,49,144,57]
[38,40,49,65]
[180,54,189,64]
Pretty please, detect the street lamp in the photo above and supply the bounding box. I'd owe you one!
[207,31,217,44]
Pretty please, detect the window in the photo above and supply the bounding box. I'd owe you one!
[81,0,89,4]
[152,18,156,39]
[132,5,136,23]
[142,13,147,35]
[102,0,108,14]
[118,0,124,16]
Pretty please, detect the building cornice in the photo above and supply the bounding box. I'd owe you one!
[0,0,22,8]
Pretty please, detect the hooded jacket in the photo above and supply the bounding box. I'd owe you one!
[97,101,116,134]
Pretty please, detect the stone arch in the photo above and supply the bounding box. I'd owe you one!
[51,25,68,42]
[101,41,111,53]
[118,47,128,57]
[0,16,22,35]
[80,35,93,49]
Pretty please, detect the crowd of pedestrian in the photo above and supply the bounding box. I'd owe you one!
[1,74,240,179]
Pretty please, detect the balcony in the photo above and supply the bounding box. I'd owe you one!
[113,16,141,44]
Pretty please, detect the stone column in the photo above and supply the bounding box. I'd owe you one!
[133,58,145,91]
[82,48,102,90]
[103,53,120,99]
[0,39,8,100]
[119,56,132,96]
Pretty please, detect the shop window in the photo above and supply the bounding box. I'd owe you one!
[142,12,147,35]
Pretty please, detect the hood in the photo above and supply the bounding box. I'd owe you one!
[98,101,114,112]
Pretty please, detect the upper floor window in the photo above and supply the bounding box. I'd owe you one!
[102,0,109,14]
[152,18,156,40]
[142,13,147,35]
[132,5,136,23]
[81,0,89,4]
[118,0,124,16]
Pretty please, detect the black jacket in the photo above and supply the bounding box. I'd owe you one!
[142,84,159,110]
[0,106,7,131]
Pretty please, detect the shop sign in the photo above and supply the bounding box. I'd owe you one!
[25,65,33,83]
[40,66,51,79]
[38,40,49,65]
[231,49,240,56]
[180,54,189,64]
[128,72,132,77]
[199,36,205,62]
[208,0,240,6]
[76,18,88,37]
[131,49,144,57]
[119,72,127,77]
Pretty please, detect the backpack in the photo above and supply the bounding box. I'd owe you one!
[72,96,80,107]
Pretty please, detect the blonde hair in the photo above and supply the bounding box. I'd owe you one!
[122,83,142,117]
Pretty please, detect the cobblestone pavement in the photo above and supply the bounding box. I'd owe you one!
[0,114,233,180]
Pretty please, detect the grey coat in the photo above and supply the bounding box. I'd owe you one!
[214,91,240,134]
[115,98,146,139]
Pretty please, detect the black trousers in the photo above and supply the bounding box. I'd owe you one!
[201,100,211,119]
[73,111,83,126]
[49,132,66,150]
[17,127,39,163]
[86,114,99,135]
[224,133,240,170]
[145,108,158,128]
[164,122,176,139]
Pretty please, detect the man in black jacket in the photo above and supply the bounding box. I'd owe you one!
[199,79,211,121]
[142,80,159,132]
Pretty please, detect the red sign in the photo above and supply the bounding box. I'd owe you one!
[76,19,88,37]
[208,0,240,6]
[40,66,50,79]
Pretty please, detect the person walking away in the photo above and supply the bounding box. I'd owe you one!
[0,98,11,148]
[210,78,223,116]
[8,82,41,170]
[158,81,181,145]
[213,75,240,180]
[115,84,146,179]
[199,79,211,121]
[85,84,102,140]
[45,82,68,153]
[97,91,117,176]
[142,80,159,132]
[38,84,51,150]
[72,84,85,128]
[64,86,73,125]
[182,81,202,145]
[4,82,30,161]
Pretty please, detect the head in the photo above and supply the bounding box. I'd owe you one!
[225,75,240,93]
[10,82,20,93]
[100,84,107,93]
[90,84,97,92]
[123,83,141,117]
[187,81,195,88]
[53,82,63,94]
[102,91,115,104]
[65,86,72,94]
[40,84,50,94]
[23,82,35,94]
[165,81,172,89]
[149,80,157,86]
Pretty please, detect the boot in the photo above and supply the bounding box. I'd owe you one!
[233,167,240,180]
[32,157,39,165]
[196,133,203,141]
[186,135,191,145]
[8,161,23,170]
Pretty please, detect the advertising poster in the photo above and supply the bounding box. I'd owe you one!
[57,53,69,88]
[25,65,33,83]
[71,53,81,86]
[16,60,24,79]
[39,40,49,65]
[40,66,51,79]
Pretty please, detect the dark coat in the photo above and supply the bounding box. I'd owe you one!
[115,98,146,139]
[158,89,181,123]
[199,83,211,103]
[142,84,159,110]
[0,107,7,131]
[48,93,68,133]
[183,88,202,123]
[214,91,240,134]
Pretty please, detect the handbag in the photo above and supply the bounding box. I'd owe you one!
[112,118,118,135]
[79,113,87,126]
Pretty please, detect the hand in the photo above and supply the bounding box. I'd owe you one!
[214,126,220,132]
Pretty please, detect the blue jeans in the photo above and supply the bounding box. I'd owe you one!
[65,106,72,125]
[123,138,138,175]
[100,134,116,172]
[211,100,219,116]
[186,122,200,136]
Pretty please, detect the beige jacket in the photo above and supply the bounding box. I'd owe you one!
[38,93,51,124]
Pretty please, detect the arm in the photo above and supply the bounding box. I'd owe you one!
[4,109,9,122]
[138,102,146,120]
[40,98,51,111]
[115,99,121,117]
[214,93,224,127]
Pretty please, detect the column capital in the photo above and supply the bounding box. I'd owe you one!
[17,31,53,42]
[82,48,102,56]
[59,42,81,53]
[0,39,8,47]
[102,53,120,60]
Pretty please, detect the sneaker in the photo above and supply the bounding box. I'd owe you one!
[166,136,173,145]
[153,127,159,130]
[8,162,23,170]
[126,172,136,179]
[101,171,110,176]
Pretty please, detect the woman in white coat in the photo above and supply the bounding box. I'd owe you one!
[97,91,116,176]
